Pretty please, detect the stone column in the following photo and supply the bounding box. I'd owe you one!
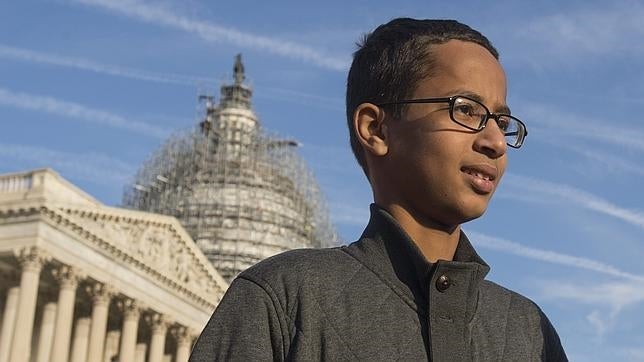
[135,343,147,362]
[86,282,115,362]
[50,265,82,362]
[70,317,91,362]
[118,298,143,362]
[0,286,19,362]
[35,302,57,362]
[146,313,170,362]
[103,330,120,362]
[171,326,195,362]
[9,247,48,362]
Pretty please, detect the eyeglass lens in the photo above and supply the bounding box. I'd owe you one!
[451,97,524,147]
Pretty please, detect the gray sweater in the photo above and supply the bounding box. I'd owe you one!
[191,205,567,361]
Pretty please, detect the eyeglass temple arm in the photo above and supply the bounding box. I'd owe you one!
[376,97,452,106]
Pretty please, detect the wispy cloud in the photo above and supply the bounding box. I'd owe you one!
[557,142,644,177]
[0,143,134,185]
[622,347,644,362]
[0,86,169,138]
[504,174,644,230]
[70,0,350,71]
[0,44,211,86]
[468,231,644,282]
[0,44,345,111]
[518,3,644,57]
[524,103,644,153]
[538,279,644,340]
[540,280,644,310]
[254,85,344,112]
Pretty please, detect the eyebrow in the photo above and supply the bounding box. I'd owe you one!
[447,89,512,115]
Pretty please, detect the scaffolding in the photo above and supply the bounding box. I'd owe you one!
[123,55,338,281]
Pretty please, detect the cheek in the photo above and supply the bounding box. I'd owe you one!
[497,157,508,178]
[418,134,468,164]
[389,127,468,174]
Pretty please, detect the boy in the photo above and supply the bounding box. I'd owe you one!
[191,18,567,361]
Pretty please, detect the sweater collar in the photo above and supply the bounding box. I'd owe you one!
[345,204,490,314]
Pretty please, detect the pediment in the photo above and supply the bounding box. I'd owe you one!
[48,204,228,309]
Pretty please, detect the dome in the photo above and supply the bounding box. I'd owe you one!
[123,55,337,281]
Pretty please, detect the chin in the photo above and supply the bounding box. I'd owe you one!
[460,211,485,224]
[458,200,489,223]
[433,204,488,229]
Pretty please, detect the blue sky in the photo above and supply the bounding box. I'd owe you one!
[2,0,643,359]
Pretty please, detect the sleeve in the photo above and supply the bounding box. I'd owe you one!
[539,311,568,362]
[190,276,286,362]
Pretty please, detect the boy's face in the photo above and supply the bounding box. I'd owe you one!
[383,40,508,228]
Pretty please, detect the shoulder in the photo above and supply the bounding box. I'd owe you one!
[237,246,362,295]
[241,246,358,278]
[478,280,547,340]
[479,279,545,324]
[480,280,541,311]
[478,280,567,360]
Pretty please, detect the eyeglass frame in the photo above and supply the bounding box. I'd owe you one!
[376,95,528,148]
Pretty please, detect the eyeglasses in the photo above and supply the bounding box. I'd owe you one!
[377,95,528,148]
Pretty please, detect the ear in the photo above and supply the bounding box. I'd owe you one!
[353,103,389,157]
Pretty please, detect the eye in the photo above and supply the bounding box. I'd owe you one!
[496,116,511,131]
[453,103,477,117]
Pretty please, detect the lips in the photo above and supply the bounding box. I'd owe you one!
[461,164,498,194]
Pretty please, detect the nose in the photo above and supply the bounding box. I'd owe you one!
[473,119,507,159]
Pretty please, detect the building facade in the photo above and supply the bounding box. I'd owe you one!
[0,169,228,362]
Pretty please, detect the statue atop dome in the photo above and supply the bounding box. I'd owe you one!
[233,54,245,85]
[219,54,252,109]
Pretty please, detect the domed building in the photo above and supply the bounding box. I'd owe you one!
[123,55,337,281]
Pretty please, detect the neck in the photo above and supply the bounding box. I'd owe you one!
[381,203,461,263]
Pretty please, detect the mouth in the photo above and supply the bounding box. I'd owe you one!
[461,164,498,194]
